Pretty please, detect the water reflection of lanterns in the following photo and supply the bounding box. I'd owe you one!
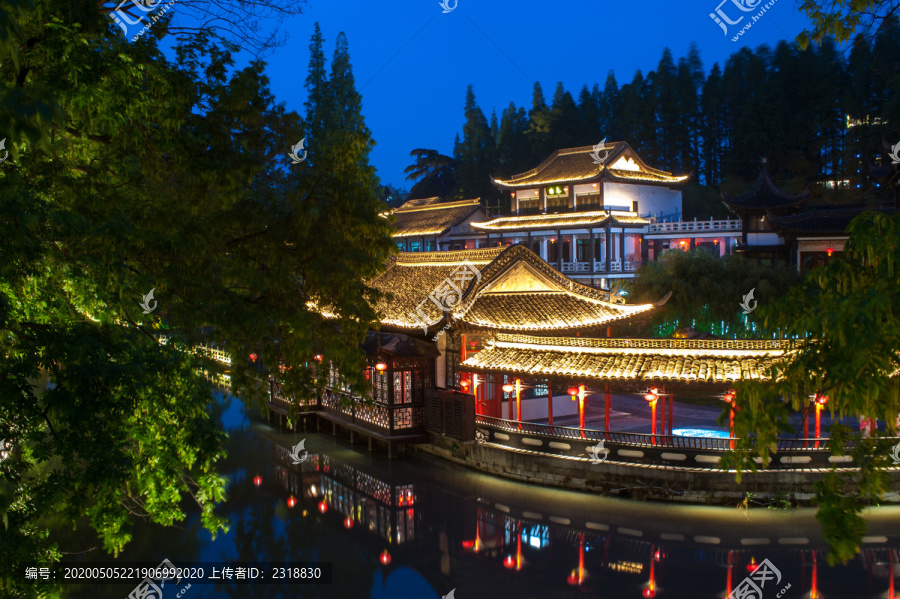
[644,389,659,445]
[642,544,657,597]
[567,533,585,585]
[253,475,262,487]
[343,517,354,529]
[461,540,475,550]
[567,569,580,586]
[379,549,391,566]
[318,500,328,513]
[504,555,516,569]
[746,557,758,573]
[286,495,297,509]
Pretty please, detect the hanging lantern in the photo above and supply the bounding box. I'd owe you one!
[318,500,328,514]
[314,354,323,362]
[249,353,258,363]
[344,517,354,529]
[815,394,829,406]
[644,391,658,403]
[642,588,657,598]
[379,549,392,566]
[460,379,470,389]
[375,361,387,372]
[253,475,262,487]
[723,391,735,403]
[502,383,514,393]
[503,555,516,569]
[826,248,834,257]
[286,495,297,509]
[567,386,580,397]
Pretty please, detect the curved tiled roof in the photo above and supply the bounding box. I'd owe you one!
[461,333,798,384]
[389,198,484,237]
[766,207,895,236]
[721,167,809,214]
[367,245,666,333]
[470,210,648,232]
[492,142,689,189]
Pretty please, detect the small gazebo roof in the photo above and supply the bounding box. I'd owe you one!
[722,163,809,215]
[461,333,798,385]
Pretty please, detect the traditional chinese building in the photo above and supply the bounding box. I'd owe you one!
[389,197,488,252]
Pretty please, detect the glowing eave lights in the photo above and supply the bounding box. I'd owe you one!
[491,342,786,358]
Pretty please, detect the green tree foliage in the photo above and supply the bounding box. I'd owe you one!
[729,212,900,565]
[797,0,900,47]
[453,86,498,207]
[0,5,393,597]
[623,249,801,338]
[404,148,458,199]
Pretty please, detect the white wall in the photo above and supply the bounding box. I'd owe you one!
[604,183,682,220]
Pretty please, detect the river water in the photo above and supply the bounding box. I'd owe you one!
[56,393,900,598]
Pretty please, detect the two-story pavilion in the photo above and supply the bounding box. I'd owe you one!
[475,142,692,289]
[390,197,489,252]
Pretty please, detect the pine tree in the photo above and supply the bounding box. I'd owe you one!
[304,22,331,166]
[526,81,552,164]
[454,86,496,206]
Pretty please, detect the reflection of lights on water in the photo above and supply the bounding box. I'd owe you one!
[310,485,317,495]
[528,536,542,549]
[672,428,730,439]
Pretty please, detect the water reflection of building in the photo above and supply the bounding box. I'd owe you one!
[264,436,900,597]
[272,442,425,548]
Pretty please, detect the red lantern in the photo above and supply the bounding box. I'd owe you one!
[253,475,262,487]
[461,540,475,550]
[286,495,297,509]
[379,549,391,566]
[460,379,470,389]
[314,354,323,362]
[567,569,579,586]
[502,383,514,393]
[644,391,658,403]
[503,555,516,569]
[746,557,758,573]
[375,361,387,372]
[815,394,829,406]
[642,588,657,598]
[344,517,354,529]
[826,248,834,257]
[318,500,328,513]
[249,353,258,363]
[567,386,580,397]
[723,391,735,403]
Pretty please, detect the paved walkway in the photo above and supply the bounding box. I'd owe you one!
[527,392,856,437]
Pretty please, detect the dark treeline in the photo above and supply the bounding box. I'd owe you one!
[409,23,900,216]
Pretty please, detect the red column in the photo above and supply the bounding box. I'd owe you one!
[604,383,611,434]
[515,379,522,429]
[579,384,586,438]
[461,334,466,362]
[548,380,553,427]
[650,400,657,446]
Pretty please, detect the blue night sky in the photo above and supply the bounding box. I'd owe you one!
[203,0,814,189]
